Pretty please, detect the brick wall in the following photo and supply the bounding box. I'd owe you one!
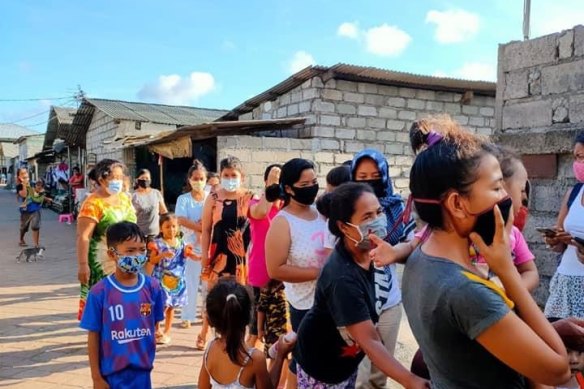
[496,25,584,305]
[238,76,495,195]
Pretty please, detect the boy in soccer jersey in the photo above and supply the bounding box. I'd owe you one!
[80,221,165,389]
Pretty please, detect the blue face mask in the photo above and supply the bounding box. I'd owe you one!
[114,252,148,274]
[346,213,388,250]
[221,178,241,192]
[108,179,123,194]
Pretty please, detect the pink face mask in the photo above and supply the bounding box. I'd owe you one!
[574,161,584,183]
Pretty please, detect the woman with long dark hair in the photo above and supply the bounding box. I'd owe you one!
[265,158,328,388]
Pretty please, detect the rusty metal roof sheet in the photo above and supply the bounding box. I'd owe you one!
[224,63,496,118]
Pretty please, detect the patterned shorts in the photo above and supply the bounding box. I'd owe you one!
[544,272,584,319]
[297,365,358,389]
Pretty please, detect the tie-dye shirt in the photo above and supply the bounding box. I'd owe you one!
[80,274,165,376]
[77,193,137,320]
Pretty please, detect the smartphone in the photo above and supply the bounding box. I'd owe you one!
[535,227,557,236]
[573,236,584,246]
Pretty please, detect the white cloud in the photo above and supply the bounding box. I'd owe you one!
[365,24,411,56]
[425,9,480,44]
[137,72,216,105]
[455,62,496,81]
[337,22,359,39]
[288,51,316,74]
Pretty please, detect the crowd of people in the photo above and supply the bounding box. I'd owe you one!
[14,114,584,388]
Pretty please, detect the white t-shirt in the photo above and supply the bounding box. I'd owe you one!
[558,185,584,276]
[278,209,328,310]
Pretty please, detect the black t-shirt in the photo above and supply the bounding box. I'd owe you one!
[294,243,378,384]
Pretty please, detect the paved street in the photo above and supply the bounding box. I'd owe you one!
[0,190,417,388]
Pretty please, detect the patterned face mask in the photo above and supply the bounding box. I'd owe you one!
[113,250,148,273]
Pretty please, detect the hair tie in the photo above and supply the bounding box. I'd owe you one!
[426,130,443,147]
[226,294,237,302]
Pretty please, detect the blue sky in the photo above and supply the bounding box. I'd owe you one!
[1,0,583,132]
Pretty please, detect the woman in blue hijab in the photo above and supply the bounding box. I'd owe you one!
[351,148,416,389]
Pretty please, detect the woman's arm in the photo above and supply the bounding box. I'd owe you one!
[545,190,572,252]
[347,321,428,388]
[265,216,320,282]
[250,194,274,220]
[254,337,294,389]
[177,217,202,233]
[200,195,214,268]
[77,217,97,285]
[472,207,570,385]
[369,235,420,266]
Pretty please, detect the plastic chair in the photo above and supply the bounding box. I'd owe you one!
[58,213,74,224]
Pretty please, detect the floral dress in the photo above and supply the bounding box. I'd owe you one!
[151,237,188,308]
[207,190,254,285]
[77,193,136,319]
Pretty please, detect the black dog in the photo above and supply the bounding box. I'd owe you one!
[16,246,45,263]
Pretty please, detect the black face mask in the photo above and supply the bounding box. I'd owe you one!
[359,179,386,198]
[137,179,151,189]
[471,197,513,246]
[291,184,319,205]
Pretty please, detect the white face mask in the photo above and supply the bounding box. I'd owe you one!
[204,184,212,192]
[221,178,241,192]
[189,180,206,191]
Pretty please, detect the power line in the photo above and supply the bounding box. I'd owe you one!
[11,110,51,123]
[0,96,72,102]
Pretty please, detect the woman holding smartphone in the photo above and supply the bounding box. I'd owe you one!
[543,131,584,319]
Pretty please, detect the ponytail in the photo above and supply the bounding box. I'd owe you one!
[206,278,252,366]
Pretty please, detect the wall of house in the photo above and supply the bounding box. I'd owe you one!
[85,111,136,175]
[496,25,584,305]
[239,77,496,195]
[217,135,352,191]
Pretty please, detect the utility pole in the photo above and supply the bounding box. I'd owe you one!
[523,0,531,40]
[74,85,86,107]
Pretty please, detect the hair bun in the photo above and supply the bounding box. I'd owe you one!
[265,184,284,202]
[315,192,334,219]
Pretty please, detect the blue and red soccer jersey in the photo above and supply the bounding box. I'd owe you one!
[80,273,165,377]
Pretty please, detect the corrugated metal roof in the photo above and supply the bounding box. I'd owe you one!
[43,106,77,150]
[0,123,39,142]
[0,142,19,158]
[67,98,229,148]
[224,66,329,119]
[87,98,228,125]
[108,118,307,150]
[330,63,496,95]
[224,63,496,118]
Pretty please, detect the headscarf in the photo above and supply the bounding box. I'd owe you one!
[351,149,407,245]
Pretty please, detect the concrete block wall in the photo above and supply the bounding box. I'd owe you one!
[86,110,135,173]
[496,24,584,306]
[240,76,495,194]
[217,135,349,192]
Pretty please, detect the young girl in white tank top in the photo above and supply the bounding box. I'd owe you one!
[198,279,294,389]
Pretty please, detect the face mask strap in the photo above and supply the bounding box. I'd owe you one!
[345,222,364,246]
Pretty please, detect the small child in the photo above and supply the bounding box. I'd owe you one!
[80,221,165,389]
[147,213,199,344]
[198,278,294,389]
[554,318,584,389]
